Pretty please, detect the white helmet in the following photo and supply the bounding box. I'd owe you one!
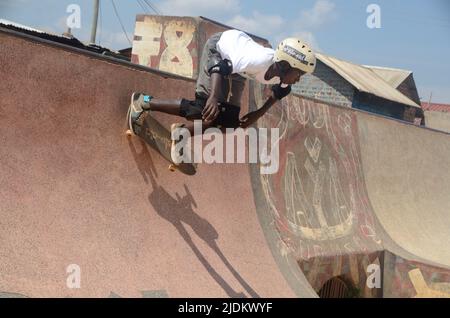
[274,38,316,74]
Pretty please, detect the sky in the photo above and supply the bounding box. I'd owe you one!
[1,0,449,103]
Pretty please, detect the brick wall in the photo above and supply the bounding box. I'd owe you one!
[292,60,355,107]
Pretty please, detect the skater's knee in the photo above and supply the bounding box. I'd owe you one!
[180,98,203,120]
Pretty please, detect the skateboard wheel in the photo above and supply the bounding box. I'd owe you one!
[168,164,177,172]
[125,129,133,136]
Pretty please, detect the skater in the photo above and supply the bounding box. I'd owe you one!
[127,29,316,159]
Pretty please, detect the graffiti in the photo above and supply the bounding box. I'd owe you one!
[304,137,322,163]
[249,81,450,297]
[251,81,383,293]
[360,224,382,245]
[338,114,352,137]
[287,97,325,128]
[277,94,358,243]
[283,153,354,241]
[159,20,195,77]
[408,269,450,298]
[384,254,450,297]
[132,16,163,68]
[132,16,196,78]
[256,89,382,247]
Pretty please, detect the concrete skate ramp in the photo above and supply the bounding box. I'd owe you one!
[249,81,450,297]
[1,28,450,298]
[424,111,450,133]
[0,28,316,297]
[358,114,450,267]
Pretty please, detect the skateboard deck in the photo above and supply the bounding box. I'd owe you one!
[126,106,197,176]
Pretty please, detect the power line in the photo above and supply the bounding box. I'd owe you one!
[142,0,158,14]
[137,0,163,15]
[136,0,150,14]
[110,0,132,46]
[142,0,162,15]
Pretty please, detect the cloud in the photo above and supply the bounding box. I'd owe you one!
[271,30,320,52]
[227,11,284,38]
[280,0,337,51]
[226,1,336,51]
[158,0,240,17]
[298,0,336,29]
[154,0,334,51]
[293,31,320,51]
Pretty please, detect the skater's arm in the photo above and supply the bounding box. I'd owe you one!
[239,83,292,128]
[209,72,223,100]
[202,73,222,121]
[239,96,277,128]
[257,95,278,116]
[248,83,291,117]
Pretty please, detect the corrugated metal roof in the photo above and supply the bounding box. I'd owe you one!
[363,65,412,88]
[0,19,44,33]
[421,102,450,113]
[0,22,130,61]
[316,53,420,108]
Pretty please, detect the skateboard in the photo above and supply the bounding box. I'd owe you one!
[125,99,197,176]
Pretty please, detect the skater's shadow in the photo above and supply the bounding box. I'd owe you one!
[127,139,259,298]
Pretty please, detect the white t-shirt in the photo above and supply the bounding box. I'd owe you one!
[216,30,282,86]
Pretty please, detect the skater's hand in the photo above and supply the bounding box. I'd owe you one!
[202,96,220,122]
[239,110,261,128]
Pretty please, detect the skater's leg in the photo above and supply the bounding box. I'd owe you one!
[131,93,184,117]
[180,120,214,136]
[148,98,183,116]
[141,95,204,120]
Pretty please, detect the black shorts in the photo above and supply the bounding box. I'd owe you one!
[180,94,241,129]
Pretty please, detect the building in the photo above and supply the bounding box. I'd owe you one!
[292,54,423,123]
[421,102,450,133]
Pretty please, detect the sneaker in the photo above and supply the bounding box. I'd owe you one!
[128,92,153,135]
